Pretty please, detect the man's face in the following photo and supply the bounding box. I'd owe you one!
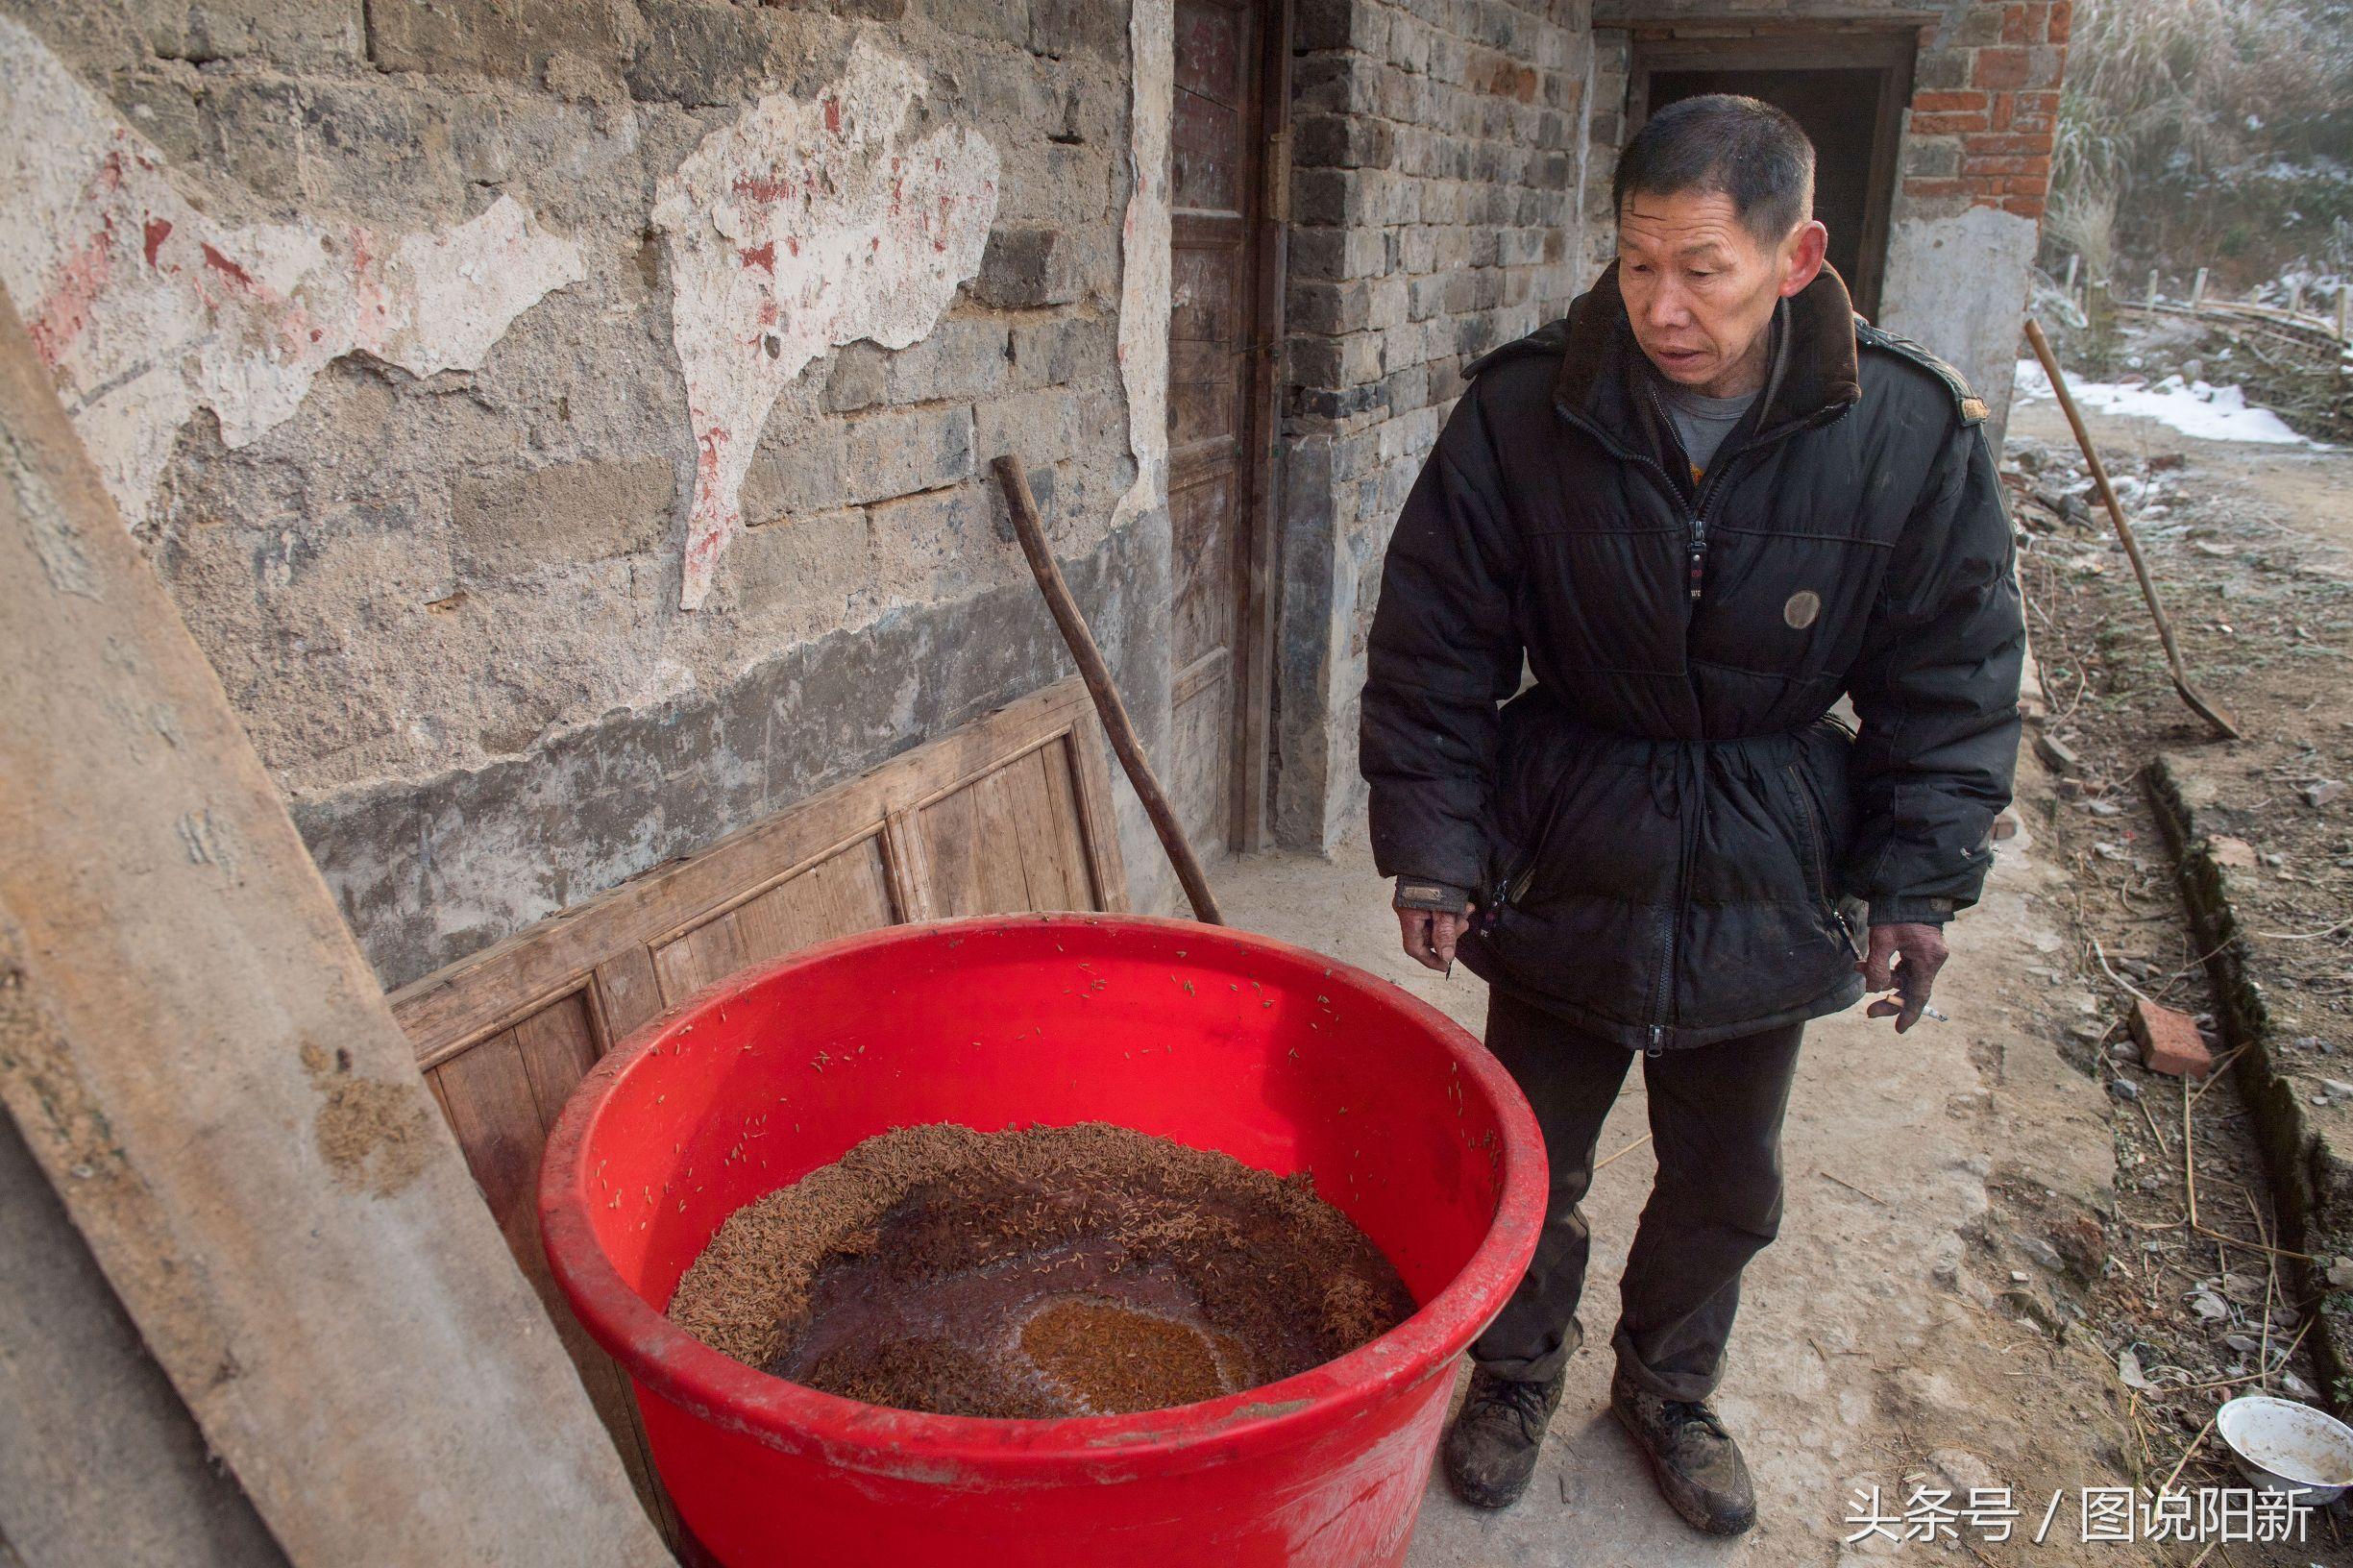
[1617,189,1826,398]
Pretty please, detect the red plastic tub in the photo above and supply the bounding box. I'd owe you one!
[540,914,1542,1567]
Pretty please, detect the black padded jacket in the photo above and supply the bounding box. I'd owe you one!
[1359,264,2023,1051]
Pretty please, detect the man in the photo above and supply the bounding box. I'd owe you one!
[1360,95,2022,1536]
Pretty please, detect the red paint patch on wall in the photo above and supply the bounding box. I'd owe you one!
[200,242,257,288]
[142,216,173,267]
[28,224,115,367]
[740,240,777,272]
[824,96,841,134]
[732,175,797,204]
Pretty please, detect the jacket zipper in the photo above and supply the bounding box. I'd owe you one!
[1642,382,1728,604]
[1547,394,1852,1054]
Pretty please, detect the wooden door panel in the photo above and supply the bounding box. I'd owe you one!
[1170,246,1241,343]
[729,837,897,965]
[1168,374,1239,457]
[1166,0,1266,858]
[1172,93,1242,210]
[651,915,747,1011]
[428,993,671,1531]
[1170,655,1235,854]
[1175,1,1243,100]
[390,679,1127,1553]
[1171,476,1238,670]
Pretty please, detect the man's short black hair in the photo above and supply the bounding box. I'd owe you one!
[1613,94,1815,241]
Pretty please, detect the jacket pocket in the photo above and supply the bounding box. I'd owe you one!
[1784,762,1832,908]
[1784,758,1861,958]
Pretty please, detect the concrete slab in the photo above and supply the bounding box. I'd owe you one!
[1213,754,2130,1565]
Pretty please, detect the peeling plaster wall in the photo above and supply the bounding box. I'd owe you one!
[0,14,582,527]
[653,37,1001,605]
[3,0,1164,988]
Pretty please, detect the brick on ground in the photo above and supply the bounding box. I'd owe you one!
[2131,998,2213,1079]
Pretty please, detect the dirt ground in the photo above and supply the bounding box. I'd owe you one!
[2007,384,2353,1334]
[1213,425,2353,1563]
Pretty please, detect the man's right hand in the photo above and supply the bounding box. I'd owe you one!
[1398,907,1473,971]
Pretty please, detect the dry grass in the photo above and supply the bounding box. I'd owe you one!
[2053,0,2352,282]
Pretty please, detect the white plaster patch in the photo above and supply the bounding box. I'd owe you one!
[652,38,999,608]
[1878,204,2040,434]
[1112,0,1173,537]
[0,15,584,526]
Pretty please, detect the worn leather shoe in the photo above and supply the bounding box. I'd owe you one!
[1610,1373,1757,1535]
[1440,1367,1566,1509]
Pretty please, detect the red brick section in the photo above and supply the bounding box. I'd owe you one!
[1900,1,2070,221]
[2131,998,2215,1079]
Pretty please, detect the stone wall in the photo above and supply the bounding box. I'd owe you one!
[1,0,1178,986]
[1590,1,2067,436]
[1273,0,1594,849]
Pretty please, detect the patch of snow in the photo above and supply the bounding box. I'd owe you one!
[2014,361,2315,446]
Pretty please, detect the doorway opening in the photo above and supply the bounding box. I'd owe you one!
[1629,31,1918,321]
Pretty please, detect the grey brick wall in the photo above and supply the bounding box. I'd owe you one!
[1275,0,1594,849]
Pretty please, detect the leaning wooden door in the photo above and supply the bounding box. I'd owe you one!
[1167,0,1275,856]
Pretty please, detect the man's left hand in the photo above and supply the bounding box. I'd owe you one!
[1857,922,1947,1033]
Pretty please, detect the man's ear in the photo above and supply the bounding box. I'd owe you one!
[1778,220,1829,298]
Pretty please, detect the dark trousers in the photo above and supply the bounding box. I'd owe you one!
[1471,988,1804,1403]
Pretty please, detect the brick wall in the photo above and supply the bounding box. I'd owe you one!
[1274,0,1593,848]
[1899,0,2068,224]
[1,0,1170,985]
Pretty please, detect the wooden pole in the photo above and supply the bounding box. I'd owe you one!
[2191,267,2209,309]
[991,454,1224,924]
[2145,268,2160,308]
[0,290,673,1566]
[2022,319,2241,741]
[2339,284,2349,343]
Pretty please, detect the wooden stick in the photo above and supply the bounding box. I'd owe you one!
[2191,267,2209,309]
[2155,1411,2218,1496]
[993,455,1223,924]
[1819,1168,1891,1206]
[2183,1074,2199,1232]
[1594,1132,1653,1171]
[2022,320,2242,740]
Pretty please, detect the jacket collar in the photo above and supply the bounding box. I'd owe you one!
[1551,261,1863,445]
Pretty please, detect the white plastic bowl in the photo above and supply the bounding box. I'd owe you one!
[2215,1394,2353,1505]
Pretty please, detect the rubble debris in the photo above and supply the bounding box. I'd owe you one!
[2206,835,2259,869]
[2130,998,2214,1079]
[2035,732,2081,773]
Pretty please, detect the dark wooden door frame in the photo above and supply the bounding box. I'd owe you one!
[1232,0,1290,851]
[1624,25,1920,321]
[1166,0,1289,855]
